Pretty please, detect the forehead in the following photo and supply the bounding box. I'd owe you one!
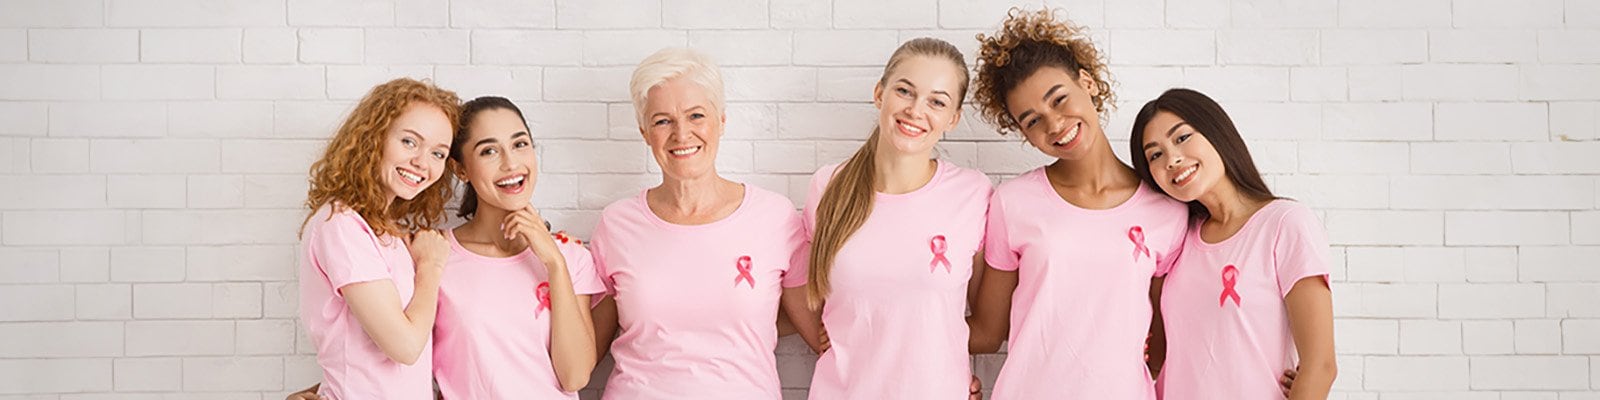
[886,55,965,92]
[644,77,714,111]
[1141,110,1187,143]
[393,103,452,142]
[1005,67,1078,107]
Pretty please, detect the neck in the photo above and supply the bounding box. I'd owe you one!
[1047,136,1133,190]
[873,145,936,195]
[652,172,735,216]
[455,201,522,250]
[1196,179,1265,226]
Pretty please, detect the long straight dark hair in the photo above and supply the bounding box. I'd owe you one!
[1129,88,1277,223]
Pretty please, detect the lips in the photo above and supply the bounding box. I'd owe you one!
[668,145,701,158]
[493,173,526,194]
[396,167,425,187]
[1173,164,1199,187]
[894,119,928,137]
[1051,121,1082,149]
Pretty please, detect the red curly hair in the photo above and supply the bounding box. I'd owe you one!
[302,78,462,238]
[973,8,1115,135]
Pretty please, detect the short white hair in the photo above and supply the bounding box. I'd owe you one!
[629,47,725,123]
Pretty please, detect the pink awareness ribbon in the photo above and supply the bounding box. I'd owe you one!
[734,256,755,288]
[1129,226,1150,261]
[535,281,551,317]
[1219,265,1242,307]
[929,235,952,273]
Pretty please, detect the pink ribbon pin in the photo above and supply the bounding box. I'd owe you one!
[1219,265,1241,307]
[535,281,551,317]
[1129,226,1150,261]
[734,256,755,288]
[929,235,952,273]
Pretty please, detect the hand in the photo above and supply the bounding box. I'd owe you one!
[503,206,559,260]
[1279,367,1297,397]
[286,384,321,400]
[816,328,831,353]
[406,229,449,274]
[969,374,983,400]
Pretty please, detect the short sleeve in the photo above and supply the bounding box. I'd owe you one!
[1273,203,1332,298]
[559,241,606,296]
[587,216,618,296]
[982,191,1021,272]
[781,208,811,288]
[308,211,394,295]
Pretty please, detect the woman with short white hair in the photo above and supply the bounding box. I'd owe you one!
[586,47,825,399]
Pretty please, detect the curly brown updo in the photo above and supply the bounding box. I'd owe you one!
[972,8,1115,135]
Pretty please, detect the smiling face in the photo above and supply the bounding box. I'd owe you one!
[1003,66,1104,161]
[1139,110,1228,202]
[872,55,965,157]
[379,103,454,201]
[456,108,538,212]
[640,77,725,182]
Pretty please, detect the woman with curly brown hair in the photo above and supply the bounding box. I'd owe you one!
[297,77,460,400]
[964,9,1187,399]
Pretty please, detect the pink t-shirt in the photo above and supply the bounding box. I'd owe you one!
[799,160,993,400]
[984,167,1188,400]
[431,230,606,399]
[1158,200,1331,400]
[299,203,433,400]
[588,184,807,400]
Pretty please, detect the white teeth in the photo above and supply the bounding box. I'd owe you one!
[1174,165,1197,184]
[670,146,700,156]
[397,169,423,184]
[898,121,925,134]
[495,175,525,187]
[1055,123,1080,145]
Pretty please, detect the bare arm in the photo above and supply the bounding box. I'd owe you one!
[1146,277,1167,377]
[343,230,447,365]
[781,286,830,354]
[966,252,1017,354]
[591,295,620,360]
[505,207,598,392]
[1285,277,1336,400]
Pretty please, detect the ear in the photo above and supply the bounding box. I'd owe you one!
[448,158,468,181]
[1077,68,1098,97]
[872,84,884,109]
[947,108,963,131]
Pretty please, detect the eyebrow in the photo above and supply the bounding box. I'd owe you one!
[1014,84,1068,125]
[1141,122,1191,150]
[473,131,530,148]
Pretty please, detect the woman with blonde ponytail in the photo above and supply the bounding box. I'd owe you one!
[797,37,993,400]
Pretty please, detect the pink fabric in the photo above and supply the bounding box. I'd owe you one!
[431,230,606,399]
[799,160,992,400]
[1157,200,1331,400]
[299,203,432,400]
[983,167,1188,399]
[588,184,807,400]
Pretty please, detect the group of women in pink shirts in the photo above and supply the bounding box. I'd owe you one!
[291,8,1336,400]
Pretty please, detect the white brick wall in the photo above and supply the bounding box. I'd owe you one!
[0,0,1595,398]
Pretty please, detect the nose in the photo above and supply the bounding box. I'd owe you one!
[1164,152,1185,170]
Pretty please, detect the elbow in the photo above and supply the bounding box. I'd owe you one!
[558,368,593,393]
[381,340,426,366]
[968,328,1004,354]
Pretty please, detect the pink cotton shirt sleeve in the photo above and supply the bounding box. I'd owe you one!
[1272,205,1331,297]
[983,190,1021,272]
[312,210,395,293]
[780,207,810,288]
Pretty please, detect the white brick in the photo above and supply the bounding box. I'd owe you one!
[449,0,556,28]
[1364,356,1468,391]
[1105,0,1163,28]
[724,68,817,102]
[793,30,900,66]
[48,102,165,137]
[722,103,780,141]
[1182,66,1290,102]
[661,0,766,28]
[285,0,394,26]
[91,139,220,173]
[169,101,275,138]
[1522,65,1600,101]
[0,65,100,100]
[1470,356,1589,390]
[238,319,296,354]
[778,103,876,140]
[75,283,131,320]
[187,245,295,282]
[1516,319,1564,354]
[133,283,210,319]
[770,0,830,28]
[126,320,234,356]
[1275,175,1389,209]
[111,247,184,282]
[0,285,74,321]
[1573,0,1600,27]
[1339,0,1451,27]
[140,29,242,63]
[1231,0,1336,27]
[1217,30,1318,65]
[711,140,753,173]
[1549,284,1600,317]
[529,173,579,209]
[220,140,322,174]
[0,322,122,357]
[213,282,263,318]
[113,358,180,392]
[107,175,186,209]
[1298,142,1407,174]
[243,28,297,64]
[394,0,448,27]
[1348,66,1403,101]
[2,211,127,246]
[555,0,660,29]
[1464,320,1515,354]
[1565,320,1600,353]
[263,281,298,318]
[1335,319,1398,354]
[937,0,1024,29]
[0,103,47,136]
[324,65,433,100]
[1404,65,1520,101]
[543,67,631,101]
[1454,0,1564,28]
[298,28,364,64]
[217,66,326,100]
[1345,247,1403,282]
[187,175,244,209]
[523,103,608,140]
[0,0,103,27]
[1404,247,1470,282]
[1325,211,1443,246]
[1409,143,1511,175]
[1165,0,1229,28]
[1576,212,1600,245]
[689,31,793,66]
[1550,102,1599,142]
[1512,142,1600,174]
[576,174,657,209]
[1448,211,1569,246]
[0,359,112,394]
[1321,103,1432,141]
[0,249,58,284]
[142,210,302,245]
[1108,30,1215,66]
[102,65,216,100]
[0,175,106,209]
[1440,283,1545,318]
[1290,67,1346,101]
[1321,30,1427,65]
[108,0,285,27]
[470,30,583,66]
[1520,246,1600,282]
[1431,29,1538,63]
[750,142,817,174]
[28,29,138,63]
[833,0,935,28]
[1392,176,1593,211]
[542,140,648,173]
[59,248,110,283]
[244,174,310,208]
[433,66,542,100]
[1401,320,1462,354]
[182,357,283,392]
[816,67,883,102]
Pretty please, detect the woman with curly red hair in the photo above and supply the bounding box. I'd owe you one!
[298,77,460,400]
[964,9,1188,399]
